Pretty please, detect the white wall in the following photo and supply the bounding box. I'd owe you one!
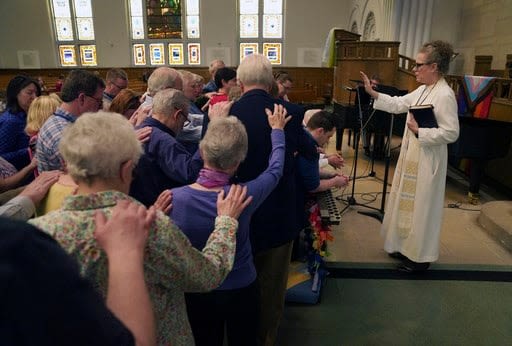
[0,0,57,68]
[1,0,508,73]
[0,0,351,68]
[455,0,512,75]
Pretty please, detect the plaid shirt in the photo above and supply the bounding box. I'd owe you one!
[36,108,77,172]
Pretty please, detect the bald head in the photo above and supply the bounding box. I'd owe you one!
[147,67,183,96]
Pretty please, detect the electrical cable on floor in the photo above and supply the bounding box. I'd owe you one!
[335,191,387,205]
[445,202,481,212]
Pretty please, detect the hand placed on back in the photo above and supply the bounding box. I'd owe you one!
[265,103,291,130]
[216,184,253,220]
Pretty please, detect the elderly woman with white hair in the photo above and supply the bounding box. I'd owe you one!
[29,111,251,346]
[169,105,289,346]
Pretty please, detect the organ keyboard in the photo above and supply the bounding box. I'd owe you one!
[315,189,342,225]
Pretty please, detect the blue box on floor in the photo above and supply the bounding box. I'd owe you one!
[285,261,327,304]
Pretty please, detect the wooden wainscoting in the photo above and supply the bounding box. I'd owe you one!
[0,67,334,103]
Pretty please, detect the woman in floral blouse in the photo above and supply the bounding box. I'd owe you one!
[30,111,251,346]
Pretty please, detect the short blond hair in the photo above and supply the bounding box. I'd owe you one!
[25,96,60,136]
[59,112,142,185]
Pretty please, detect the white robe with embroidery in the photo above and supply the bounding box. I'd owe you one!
[373,78,459,262]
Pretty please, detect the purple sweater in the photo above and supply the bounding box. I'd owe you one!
[170,129,285,290]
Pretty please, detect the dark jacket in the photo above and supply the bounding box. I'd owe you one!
[130,117,202,206]
[230,89,314,253]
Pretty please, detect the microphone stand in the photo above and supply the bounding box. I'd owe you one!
[339,87,382,214]
[358,112,395,222]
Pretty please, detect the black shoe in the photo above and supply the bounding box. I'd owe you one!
[396,260,430,273]
[388,252,407,260]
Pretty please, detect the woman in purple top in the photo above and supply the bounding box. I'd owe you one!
[170,104,290,346]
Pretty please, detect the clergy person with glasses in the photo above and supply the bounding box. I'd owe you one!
[360,40,459,273]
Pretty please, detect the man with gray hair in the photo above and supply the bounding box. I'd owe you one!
[130,67,183,126]
[129,88,202,207]
[229,53,313,346]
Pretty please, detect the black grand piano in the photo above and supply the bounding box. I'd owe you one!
[333,84,408,154]
[448,116,512,200]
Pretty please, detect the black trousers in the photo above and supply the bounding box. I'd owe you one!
[185,280,259,346]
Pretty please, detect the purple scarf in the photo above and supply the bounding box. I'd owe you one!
[196,168,231,188]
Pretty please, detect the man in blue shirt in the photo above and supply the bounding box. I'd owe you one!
[298,110,349,193]
[129,88,203,207]
[36,70,105,171]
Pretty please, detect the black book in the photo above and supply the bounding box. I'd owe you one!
[409,104,438,128]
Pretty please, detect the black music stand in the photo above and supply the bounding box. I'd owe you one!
[357,85,407,222]
[339,86,382,214]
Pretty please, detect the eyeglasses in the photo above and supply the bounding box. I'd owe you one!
[412,62,431,69]
[85,94,103,107]
[111,81,127,90]
[177,109,190,127]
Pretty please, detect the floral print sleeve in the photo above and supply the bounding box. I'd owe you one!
[148,213,238,292]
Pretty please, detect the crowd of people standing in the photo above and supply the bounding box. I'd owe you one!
[0,39,458,345]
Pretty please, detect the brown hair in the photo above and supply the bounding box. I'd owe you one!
[109,89,141,118]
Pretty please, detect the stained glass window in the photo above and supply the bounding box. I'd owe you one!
[50,0,96,66]
[133,44,147,65]
[240,15,259,38]
[240,43,259,61]
[239,0,283,64]
[55,18,74,41]
[129,0,201,66]
[263,14,281,38]
[240,0,258,14]
[59,45,77,66]
[79,45,97,66]
[263,43,281,64]
[169,43,184,65]
[188,43,201,65]
[150,43,166,65]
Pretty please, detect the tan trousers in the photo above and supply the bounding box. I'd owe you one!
[254,240,294,346]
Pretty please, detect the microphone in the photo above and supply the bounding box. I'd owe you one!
[349,79,363,84]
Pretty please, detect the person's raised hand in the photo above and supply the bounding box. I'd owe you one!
[216,184,253,220]
[265,103,291,130]
[360,71,378,99]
